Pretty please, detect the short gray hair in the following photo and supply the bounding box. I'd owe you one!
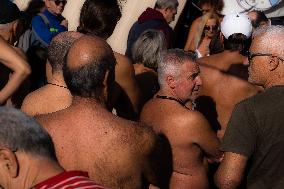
[155,0,179,9]
[0,107,57,161]
[252,25,284,57]
[132,29,166,70]
[158,49,197,87]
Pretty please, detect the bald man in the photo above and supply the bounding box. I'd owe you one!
[78,0,141,120]
[21,31,83,116]
[37,35,171,189]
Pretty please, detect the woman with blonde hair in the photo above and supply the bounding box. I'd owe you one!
[184,12,220,57]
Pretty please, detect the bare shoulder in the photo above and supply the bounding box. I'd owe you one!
[21,87,48,116]
[178,109,209,129]
[114,52,134,72]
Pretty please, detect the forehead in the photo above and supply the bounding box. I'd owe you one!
[201,3,212,10]
[250,35,262,52]
[181,60,199,73]
[206,18,217,26]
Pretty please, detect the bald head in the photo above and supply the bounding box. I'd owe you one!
[63,35,116,98]
[48,31,84,73]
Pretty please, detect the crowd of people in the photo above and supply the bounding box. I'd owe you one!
[0,0,284,188]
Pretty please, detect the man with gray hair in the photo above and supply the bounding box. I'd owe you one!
[215,25,284,189]
[140,49,222,188]
[126,0,178,59]
[0,107,107,188]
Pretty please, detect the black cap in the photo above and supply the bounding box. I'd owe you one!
[0,0,22,24]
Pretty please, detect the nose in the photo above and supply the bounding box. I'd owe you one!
[243,57,249,66]
[196,75,202,86]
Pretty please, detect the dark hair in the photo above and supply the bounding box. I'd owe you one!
[250,11,269,28]
[198,0,224,13]
[48,31,83,73]
[63,38,116,99]
[77,0,121,39]
[224,33,251,55]
[0,0,22,24]
[0,107,57,161]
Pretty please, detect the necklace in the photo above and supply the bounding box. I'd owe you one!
[47,82,68,89]
[156,95,195,111]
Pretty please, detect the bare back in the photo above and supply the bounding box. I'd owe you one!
[198,65,260,138]
[140,98,221,189]
[21,85,72,116]
[37,100,156,189]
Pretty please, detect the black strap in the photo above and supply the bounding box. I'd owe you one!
[156,95,191,110]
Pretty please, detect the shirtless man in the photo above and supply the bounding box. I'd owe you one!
[0,107,107,189]
[37,35,171,189]
[21,31,83,116]
[198,65,259,139]
[140,49,222,188]
[0,1,31,105]
[78,0,141,119]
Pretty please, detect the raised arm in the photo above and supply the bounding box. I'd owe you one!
[113,52,141,119]
[0,37,31,104]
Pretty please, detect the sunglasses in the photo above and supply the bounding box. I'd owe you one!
[53,0,67,6]
[247,51,284,65]
[204,25,219,31]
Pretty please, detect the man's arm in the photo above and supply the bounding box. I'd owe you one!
[215,152,248,189]
[140,126,172,188]
[0,37,31,104]
[190,111,223,162]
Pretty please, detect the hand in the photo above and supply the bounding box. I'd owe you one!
[60,19,68,28]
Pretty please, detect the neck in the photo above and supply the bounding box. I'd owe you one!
[264,80,284,89]
[47,73,68,89]
[14,153,63,188]
[72,96,107,108]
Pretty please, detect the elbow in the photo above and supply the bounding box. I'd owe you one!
[19,63,31,78]
[215,173,241,189]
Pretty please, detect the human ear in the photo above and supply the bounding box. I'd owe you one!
[0,148,18,178]
[268,55,280,71]
[166,75,176,89]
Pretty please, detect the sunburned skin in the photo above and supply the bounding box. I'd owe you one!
[21,32,82,116]
[36,36,170,189]
[140,54,222,189]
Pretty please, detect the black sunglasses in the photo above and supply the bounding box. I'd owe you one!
[53,0,67,6]
[204,25,219,31]
[248,51,284,64]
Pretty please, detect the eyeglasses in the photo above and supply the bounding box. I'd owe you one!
[204,25,219,31]
[53,0,67,6]
[248,52,284,65]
